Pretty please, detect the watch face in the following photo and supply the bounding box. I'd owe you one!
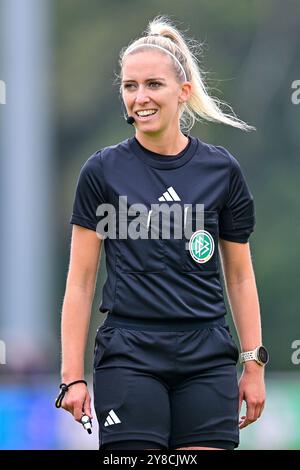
[258,346,269,364]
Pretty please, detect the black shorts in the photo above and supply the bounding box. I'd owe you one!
[93,314,240,450]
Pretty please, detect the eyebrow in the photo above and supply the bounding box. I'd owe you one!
[122,77,166,83]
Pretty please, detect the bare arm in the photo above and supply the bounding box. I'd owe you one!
[60,224,102,421]
[219,239,266,429]
[218,239,262,355]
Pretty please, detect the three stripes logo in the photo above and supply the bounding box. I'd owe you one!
[158,186,181,202]
[104,409,122,427]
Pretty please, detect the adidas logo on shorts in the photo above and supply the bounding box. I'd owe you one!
[104,409,122,427]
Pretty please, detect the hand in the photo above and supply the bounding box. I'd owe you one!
[238,363,266,429]
[61,382,93,423]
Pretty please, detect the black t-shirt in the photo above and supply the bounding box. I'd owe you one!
[70,135,255,325]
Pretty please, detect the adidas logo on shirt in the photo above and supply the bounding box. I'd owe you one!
[158,186,181,202]
[104,409,122,427]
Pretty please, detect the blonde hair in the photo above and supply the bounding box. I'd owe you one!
[118,15,255,133]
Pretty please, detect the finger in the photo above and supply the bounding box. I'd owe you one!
[257,401,265,419]
[239,404,257,429]
[239,418,250,429]
[246,400,256,423]
[239,415,246,426]
[252,399,265,423]
[238,392,243,414]
[83,396,93,420]
[255,401,265,420]
[73,404,84,422]
[239,415,256,429]
[239,416,256,429]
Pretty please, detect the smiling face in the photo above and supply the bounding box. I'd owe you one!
[121,50,191,139]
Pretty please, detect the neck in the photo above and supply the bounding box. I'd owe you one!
[135,130,189,156]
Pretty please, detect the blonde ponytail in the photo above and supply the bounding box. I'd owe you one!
[119,15,255,133]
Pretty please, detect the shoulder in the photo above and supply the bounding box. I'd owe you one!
[84,149,102,167]
[194,136,242,174]
[99,138,131,162]
[201,138,237,164]
[81,138,130,173]
[213,144,242,173]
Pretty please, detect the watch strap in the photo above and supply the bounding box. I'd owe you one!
[240,349,258,364]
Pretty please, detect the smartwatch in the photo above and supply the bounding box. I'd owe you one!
[240,345,269,366]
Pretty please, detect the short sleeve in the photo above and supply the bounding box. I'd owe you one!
[218,150,255,243]
[70,150,106,231]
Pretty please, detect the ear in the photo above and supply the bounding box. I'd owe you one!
[178,82,192,104]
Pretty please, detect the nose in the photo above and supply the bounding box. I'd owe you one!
[135,86,150,105]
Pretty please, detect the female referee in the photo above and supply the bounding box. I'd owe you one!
[59,16,267,450]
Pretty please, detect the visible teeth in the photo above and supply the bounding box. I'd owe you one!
[137,110,157,117]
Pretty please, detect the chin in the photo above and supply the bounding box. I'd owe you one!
[140,127,163,136]
[139,121,165,132]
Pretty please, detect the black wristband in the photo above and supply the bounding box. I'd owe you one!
[55,380,87,408]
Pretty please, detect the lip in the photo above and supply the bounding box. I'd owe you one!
[135,110,158,121]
